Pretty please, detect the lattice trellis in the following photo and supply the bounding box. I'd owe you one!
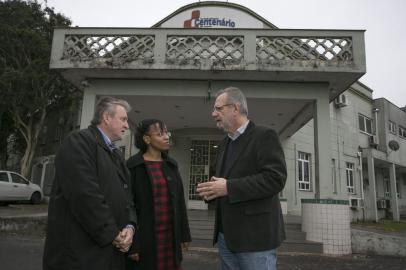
[63,35,155,60]
[256,37,353,62]
[166,36,244,63]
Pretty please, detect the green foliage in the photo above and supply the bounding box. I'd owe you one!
[0,0,79,174]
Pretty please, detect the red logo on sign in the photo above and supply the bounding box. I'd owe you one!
[184,10,200,28]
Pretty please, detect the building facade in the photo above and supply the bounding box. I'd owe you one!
[41,1,405,254]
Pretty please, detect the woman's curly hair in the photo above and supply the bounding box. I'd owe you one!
[134,119,165,153]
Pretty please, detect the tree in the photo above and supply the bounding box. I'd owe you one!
[0,0,79,176]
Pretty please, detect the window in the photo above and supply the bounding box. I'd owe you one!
[346,162,355,194]
[298,151,311,191]
[358,114,373,135]
[119,146,126,159]
[384,178,391,198]
[399,126,406,139]
[0,172,8,182]
[54,126,62,142]
[389,121,397,134]
[11,173,28,184]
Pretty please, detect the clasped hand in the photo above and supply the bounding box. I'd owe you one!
[112,227,134,253]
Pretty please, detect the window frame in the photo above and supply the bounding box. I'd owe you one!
[383,178,391,198]
[346,162,355,194]
[298,151,311,191]
[388,121,397,134]
[358,114,373,135]
[399,126,406,139]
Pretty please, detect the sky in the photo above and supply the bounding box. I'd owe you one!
[41,0,406,108]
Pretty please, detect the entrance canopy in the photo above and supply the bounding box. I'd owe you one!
[50,1,365,139]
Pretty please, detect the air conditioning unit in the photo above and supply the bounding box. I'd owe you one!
[349,198,364,209]
[334,94,348,108]
[369,135,378,147]
[377,199,387,209]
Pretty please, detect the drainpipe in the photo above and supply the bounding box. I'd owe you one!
[358,151,365,222]
[372,108,379,145]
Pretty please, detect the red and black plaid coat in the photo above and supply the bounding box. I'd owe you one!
[126,152,191,270]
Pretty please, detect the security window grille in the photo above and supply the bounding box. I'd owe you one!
[384,178,391,198]
[389,121,397,134]
[346,162,355,194]
[358,114,373,135]
[399,126,406,139]
[298,151,311,191]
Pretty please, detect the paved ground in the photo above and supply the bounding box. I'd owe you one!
[1,231,406,270]
[1,203,406,270]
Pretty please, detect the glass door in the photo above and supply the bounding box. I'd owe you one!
[188,140,219,209]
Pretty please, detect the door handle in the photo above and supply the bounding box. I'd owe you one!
[13,185,18,187]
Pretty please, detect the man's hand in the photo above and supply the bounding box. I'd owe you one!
[112,232,124,250]
[119,227,134,252]
[112,227,134,252]
[196,177,227,201]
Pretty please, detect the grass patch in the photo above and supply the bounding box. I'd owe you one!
[352,219,406,232]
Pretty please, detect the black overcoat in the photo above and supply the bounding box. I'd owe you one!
[214,121,287,252]
[126,152,191,270]
[43,125,137,270]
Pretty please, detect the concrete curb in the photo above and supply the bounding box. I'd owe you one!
[0,215,47,234]
[351,228,406,257]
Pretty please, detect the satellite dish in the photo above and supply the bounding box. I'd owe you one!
[388,140,400,151]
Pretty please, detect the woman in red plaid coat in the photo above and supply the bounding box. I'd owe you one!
[126,119,191,270]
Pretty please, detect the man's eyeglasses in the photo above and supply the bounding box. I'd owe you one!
[212,103,234,112]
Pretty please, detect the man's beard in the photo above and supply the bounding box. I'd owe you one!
[217,119,232,133]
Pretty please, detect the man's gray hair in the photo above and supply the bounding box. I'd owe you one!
[91,96,131,126]
[216,86,248,116]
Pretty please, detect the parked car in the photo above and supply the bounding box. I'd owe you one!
[0,170,43,204]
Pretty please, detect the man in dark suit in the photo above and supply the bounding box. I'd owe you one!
[197,87,287,270]
[43,97,137,270]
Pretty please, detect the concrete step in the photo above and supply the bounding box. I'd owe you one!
[189,237,323,254]
[187,211,323,254]
[190,230,307,241]
[285,229,306,241]
[284,223,302,230]
[190,238,213,248]
[279,240,323,254]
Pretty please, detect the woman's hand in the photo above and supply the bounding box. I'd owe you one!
[181,242,190,252]
[128,253,140,262]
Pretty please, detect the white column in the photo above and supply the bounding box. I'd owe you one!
[80,91,96,129]
[389,163,400,221]
[367,153,378,222]
[313,94,332,198]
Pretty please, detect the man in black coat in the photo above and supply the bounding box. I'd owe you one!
[43,97,137,270]
[197,87,287,270]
